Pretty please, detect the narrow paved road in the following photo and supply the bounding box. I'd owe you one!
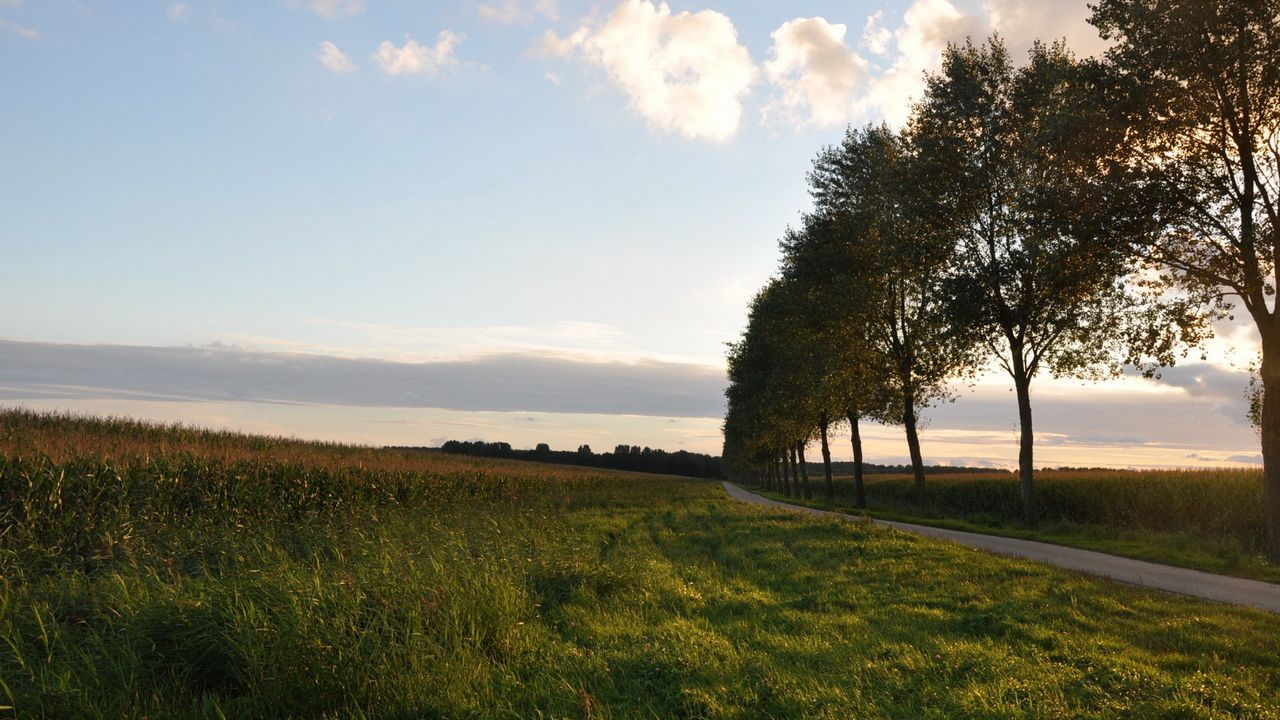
[723,481,1280,614]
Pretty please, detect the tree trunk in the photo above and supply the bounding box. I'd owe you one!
[902,391,927,516]
[783,440,793,497]
[796,442,811,500]
[1013,365,1037,528]
[786,446,798,499]
[847,410,866,509]
[1262,341,1280,561]
[819,416,834,503]
[781,450,792,497]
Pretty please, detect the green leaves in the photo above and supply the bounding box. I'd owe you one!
[1091,0,1280,557]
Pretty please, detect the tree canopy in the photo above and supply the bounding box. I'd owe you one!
[1092,0,1280,558]
[723,14,1273,550]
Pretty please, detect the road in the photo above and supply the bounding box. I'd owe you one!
[722,481,1280,614]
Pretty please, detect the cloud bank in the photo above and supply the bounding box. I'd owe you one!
[0,339,727,418]
[0,339,1259,466]
[540,0,1106,135]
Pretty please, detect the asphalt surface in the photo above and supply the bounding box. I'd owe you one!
[722,481,1280,613]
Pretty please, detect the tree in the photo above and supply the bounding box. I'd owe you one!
[778,211,896,505]
[779,221,842,502]
[724,277,810,495]
[911,38,1151,527]
[810,125,980,515]
[1091,0,1280,558]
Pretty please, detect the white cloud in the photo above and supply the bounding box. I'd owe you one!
[855,0,989,126]
[764,17,870,128]
[477,0,557,24]
[983,0,1108,59]
[308,0,364,19]
[0,17,40,40]
[375,31,463,76]
[544,70,560,85]
[862,11,893,55]
[534,27,586,58]
[759,0,1105,128]
[166,3,188,22]
[545,0,757,142]
[317,40,355,73]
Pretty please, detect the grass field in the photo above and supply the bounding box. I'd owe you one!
[3,409,1280,718]
[755,470,1280,583]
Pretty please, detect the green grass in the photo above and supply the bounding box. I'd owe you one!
[753,469,1280,583]
[746,486,1280,585]
[3,409,1280,717]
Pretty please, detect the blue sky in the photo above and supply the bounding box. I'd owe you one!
[3,0,829,363]
[0,0,1264,466]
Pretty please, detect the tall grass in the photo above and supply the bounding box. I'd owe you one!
[0,407,601,476]
[0,409,623,582]
[0,409,654,717]
[2,408,1278,718]
[824,469,1266,550]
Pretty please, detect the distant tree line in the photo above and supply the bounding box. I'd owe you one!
[723,1,1280,561]
[437,440,723,479]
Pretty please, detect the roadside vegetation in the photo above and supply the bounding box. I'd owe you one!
[3,409,1280,718]
[743,468,1279,583]
[722,2,1280,563]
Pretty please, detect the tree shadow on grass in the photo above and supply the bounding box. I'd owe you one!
[543,498,1280,718]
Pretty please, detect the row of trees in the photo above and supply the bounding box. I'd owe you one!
[437,440,723,478]
[722,0,1280,560]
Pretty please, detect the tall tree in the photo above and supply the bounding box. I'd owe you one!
[723,276,819,494]
[811,126,979,515]
[911,38,1150,527]
[1092,0,1280,558]
[778,212,894,504]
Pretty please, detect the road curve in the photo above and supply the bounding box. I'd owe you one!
[722,481,1280,614]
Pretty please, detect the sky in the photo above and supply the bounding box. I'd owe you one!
[0,0,1265,467]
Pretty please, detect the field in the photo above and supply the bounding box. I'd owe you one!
[756,470,1278,582]
[2,410,1279,718]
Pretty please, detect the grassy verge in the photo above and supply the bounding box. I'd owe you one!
[3,410,1279,717]
[743,484,1280,585]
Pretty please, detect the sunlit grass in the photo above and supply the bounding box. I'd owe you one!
[2,409,1278,717]
[756,468,1278,582]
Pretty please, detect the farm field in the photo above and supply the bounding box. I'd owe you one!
[750,469,1280,583]
[2,410,1280,718]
